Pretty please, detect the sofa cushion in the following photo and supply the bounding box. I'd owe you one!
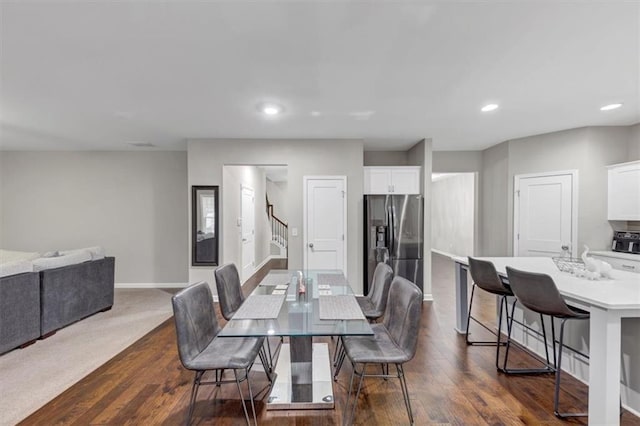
[32,250,92,272]
[60,246,105,260]
[0,260,34,278]
[0,249,40,264]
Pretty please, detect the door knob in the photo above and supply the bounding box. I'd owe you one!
[309,243,314,248]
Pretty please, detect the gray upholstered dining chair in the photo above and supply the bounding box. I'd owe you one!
[356,262,394,320]
[341,276,423,425]
[505,267,590,418]
[214,263,276,372]
[333,262,393,380]
[214,263,246,320]
[172,281,269,425]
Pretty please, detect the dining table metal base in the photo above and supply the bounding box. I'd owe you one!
[266,340,335,410]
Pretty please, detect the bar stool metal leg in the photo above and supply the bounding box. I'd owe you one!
[465,284,510,346]
[500,301,555,375]
[554,318,588,418]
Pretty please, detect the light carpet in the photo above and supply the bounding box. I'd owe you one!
[0,289,174,426]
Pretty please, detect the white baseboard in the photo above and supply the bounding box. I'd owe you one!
[423,294,434,301]
[115,282,188,289]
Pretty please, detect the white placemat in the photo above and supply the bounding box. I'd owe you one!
[317,273,348,286]
[259,272,291,286]
[233,295,286,319]
[319,295,365,320]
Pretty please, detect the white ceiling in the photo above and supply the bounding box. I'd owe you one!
[1,1,638,152]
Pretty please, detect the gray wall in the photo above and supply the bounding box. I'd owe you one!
[479,141,510,256]
[222,165,271,276]
[504,126,629,255]
[431,173,475,257]
[629,123,640,160]
[0,151,188,284]
[188,139,366,294]
[363,150,411,166]
[432,151,483,173]
[407,139,433,297]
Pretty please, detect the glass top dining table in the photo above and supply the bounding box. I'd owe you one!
[217,269,374,338]
[217,269,373,410]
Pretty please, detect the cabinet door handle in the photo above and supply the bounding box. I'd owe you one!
[622,264,635,270]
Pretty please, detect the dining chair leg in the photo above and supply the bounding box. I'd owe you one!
[257,346,273,384]
[334,340,347,381]
[396,364,414,425]
[333,336,343,366]
[348,363,366,426]
[233,369,253,426]
[245,368,258,425]
[342,363,358,426]
[186,370,204,425]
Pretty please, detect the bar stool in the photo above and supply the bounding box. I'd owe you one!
[505,266,589,418]
[467,257,555,374]
[466,258,511,358]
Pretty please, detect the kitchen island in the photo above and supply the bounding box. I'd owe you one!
[453,256,640,426]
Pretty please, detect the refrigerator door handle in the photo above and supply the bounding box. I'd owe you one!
[388,199,396,258]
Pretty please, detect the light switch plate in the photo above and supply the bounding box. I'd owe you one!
[291,227,298,236]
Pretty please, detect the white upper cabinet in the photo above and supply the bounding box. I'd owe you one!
[608,160,640,221]
[364,166,421,194]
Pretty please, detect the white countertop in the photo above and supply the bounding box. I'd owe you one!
[590,250,640,261]
[453,256,640,311]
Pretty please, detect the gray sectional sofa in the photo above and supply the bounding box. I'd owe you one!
[0,249,115,354]
[0,271,41,354]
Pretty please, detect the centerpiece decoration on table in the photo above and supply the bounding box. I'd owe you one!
[552,245,613,280]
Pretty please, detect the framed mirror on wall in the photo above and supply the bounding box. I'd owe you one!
[192,186,219,266]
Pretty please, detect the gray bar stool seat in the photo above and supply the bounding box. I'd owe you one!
[506,266,590,419]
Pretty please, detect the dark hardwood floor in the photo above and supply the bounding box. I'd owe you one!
[20,255,640,425]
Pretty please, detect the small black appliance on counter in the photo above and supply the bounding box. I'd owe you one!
[612,231,640,254]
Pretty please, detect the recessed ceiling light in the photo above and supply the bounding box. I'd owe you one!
[259,103,283,116]
[600,103,622,111]
[481,104,499,112]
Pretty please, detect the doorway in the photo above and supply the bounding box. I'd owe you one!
[303,176,347,274]
[513,170,578,257]
[241,185,255,282]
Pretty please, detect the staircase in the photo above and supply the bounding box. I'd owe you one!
[266,197,288,261]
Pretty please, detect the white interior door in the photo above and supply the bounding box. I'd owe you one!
[304,176,347,273]
[514,171,577,257]
[241,185,255,282]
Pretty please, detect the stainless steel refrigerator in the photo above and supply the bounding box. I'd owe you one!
[363,194,423,294]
